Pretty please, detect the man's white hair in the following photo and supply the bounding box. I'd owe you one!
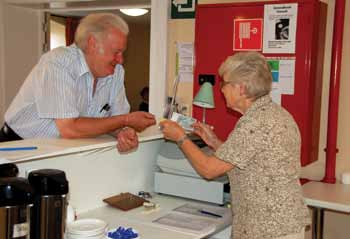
[75,13,129,51]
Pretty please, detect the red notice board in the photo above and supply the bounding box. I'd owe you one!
[193,0,326,166]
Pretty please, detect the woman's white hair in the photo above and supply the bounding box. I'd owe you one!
[75,13,129,51]
[218,52,272,99]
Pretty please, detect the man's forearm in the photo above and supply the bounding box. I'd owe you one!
[55,115,127,138]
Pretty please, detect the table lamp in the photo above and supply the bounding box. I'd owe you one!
[193,82,215,123]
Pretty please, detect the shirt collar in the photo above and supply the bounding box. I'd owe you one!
[245,94,272,115]
[73,44,91,77]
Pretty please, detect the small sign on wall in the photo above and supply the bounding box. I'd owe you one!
[233,18,263,51]
[171,0,197,19]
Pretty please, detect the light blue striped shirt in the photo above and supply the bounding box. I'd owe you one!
[5,45,130,138]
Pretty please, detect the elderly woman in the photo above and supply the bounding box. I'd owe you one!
[160,52,310,239]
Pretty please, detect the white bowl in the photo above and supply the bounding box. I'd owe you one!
[67,234,105,239]
[67,219,108,236]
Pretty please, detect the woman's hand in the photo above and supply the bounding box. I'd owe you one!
[192,122,222,150]
[159,120,186,142]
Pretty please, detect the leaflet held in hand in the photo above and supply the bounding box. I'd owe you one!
[170,112,196,131]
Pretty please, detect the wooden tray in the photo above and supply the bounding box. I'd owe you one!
[103,192,149,211]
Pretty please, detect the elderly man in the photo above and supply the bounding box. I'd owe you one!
[1,13,156,152]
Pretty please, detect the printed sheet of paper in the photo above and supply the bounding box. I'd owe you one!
[174,203,227,218]
[263,3,298,53]
[153,203,231,236]
[270,87,282,105]
[153,212,216,234]
[267,57,296,97]
[176,42,194,82]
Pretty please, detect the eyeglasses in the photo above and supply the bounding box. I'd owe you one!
[219,80,232,89]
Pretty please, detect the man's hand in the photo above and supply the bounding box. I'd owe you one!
[116,127,138,153]
[125,112,156,132]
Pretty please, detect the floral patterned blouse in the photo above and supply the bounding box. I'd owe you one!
[215,95,310,239]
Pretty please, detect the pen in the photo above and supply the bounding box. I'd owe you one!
[0,147,38,151]
[100,103,111,113]
[199,210,223,218]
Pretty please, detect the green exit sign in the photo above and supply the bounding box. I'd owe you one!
[171,0,197,19]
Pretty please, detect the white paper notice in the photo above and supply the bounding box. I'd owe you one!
[267,57,295,95]
[279,59,295,94]
[263,3,298,53]
[176,42,194,82]
[270,87,282,105]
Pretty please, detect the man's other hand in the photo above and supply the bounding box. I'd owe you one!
[116,127,138,153]
[125,112,156,132]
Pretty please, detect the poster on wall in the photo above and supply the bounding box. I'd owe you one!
[233,18,263,51]
[263,3,298,53]
[267,57,296,105]
[176,42,194,82]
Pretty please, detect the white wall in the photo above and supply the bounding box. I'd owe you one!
[16,140,162,214]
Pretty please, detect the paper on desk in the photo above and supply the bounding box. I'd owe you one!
[174,203,227,218]
[153,211,216,235]
[152,203,231,236]
[0,158,11,164]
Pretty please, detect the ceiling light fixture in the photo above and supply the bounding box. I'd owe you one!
[120,8,149,17]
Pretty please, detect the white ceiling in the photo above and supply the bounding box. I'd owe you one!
[5,0,151,24]
[5,0,150,8]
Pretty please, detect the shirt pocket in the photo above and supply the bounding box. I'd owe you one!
[85,101,111,117]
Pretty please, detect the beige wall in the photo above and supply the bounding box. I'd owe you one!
[336,0,350,173]
[167,19,195,114]
[123,21,151,112]
[0,2,5,125]
[2,4,42,112]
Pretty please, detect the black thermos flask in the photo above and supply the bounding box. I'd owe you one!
[28,169,69,239]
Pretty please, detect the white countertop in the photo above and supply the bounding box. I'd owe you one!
[302,181,350,212]
[78,194,232,239]
[0,125,163,163]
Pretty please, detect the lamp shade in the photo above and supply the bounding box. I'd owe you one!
[193,82,215,108]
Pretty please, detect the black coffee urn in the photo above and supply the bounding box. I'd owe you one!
[28,169,69,239]
[0,163,34,239]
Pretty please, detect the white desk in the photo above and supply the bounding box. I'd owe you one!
[78,194,232,239]
[302,181,350,239]
[0,125,163,163]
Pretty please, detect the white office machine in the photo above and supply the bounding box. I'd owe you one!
[154,140,230,204]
